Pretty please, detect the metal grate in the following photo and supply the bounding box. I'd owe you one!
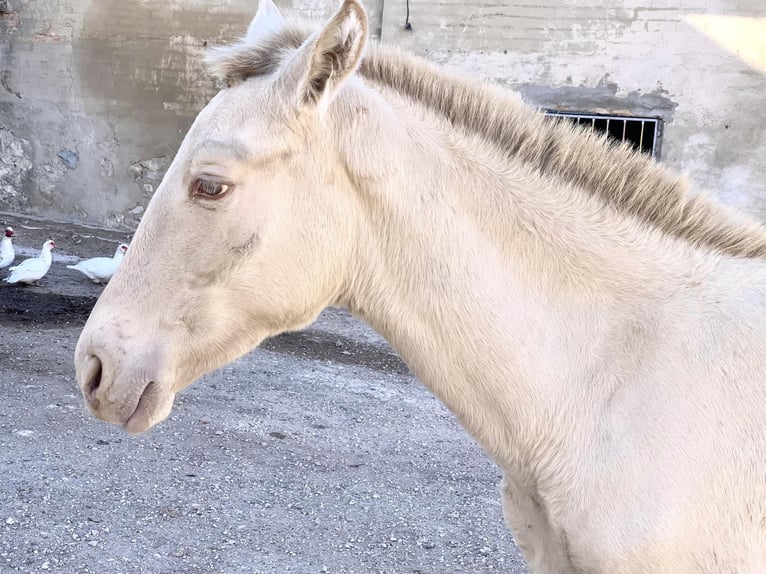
[545,111,663,160]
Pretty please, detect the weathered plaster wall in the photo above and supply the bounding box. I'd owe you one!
[0,0,382,227]
[1,0,764,226]
[382,0,766,220]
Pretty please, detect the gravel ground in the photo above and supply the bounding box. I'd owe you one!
[0,215,529,574]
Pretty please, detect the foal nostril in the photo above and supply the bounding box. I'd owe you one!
[83,354,104,405]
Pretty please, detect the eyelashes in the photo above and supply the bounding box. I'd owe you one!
[190,177,234,200]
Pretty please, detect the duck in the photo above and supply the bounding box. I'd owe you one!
[66,243,128,284]
[0,227,14,269]
[3,239,55,285]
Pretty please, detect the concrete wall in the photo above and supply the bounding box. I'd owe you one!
[1,0,764,226]
[381,0,766,220]
[0,0,382,227]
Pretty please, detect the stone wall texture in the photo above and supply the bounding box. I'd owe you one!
[1,0,765,226]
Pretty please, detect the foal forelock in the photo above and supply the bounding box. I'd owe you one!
[206,23,766,259]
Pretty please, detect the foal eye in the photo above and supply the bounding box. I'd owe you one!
[191,178,232,199]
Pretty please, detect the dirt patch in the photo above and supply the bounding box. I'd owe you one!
[264,331,410,377]
[0,318,525,574]
[0,286,95,325]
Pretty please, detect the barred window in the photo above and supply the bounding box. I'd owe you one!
[545,111,663,160]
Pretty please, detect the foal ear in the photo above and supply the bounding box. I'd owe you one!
[300,0,368,108]
[245,0,284,44]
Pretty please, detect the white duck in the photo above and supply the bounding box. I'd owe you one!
[0,227,15,269]
[67,243,128,284]
[4,239,55,285]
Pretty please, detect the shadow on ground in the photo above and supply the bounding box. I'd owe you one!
[0,287,95,325]
[0,287,409,376]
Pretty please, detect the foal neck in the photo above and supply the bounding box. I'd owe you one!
[338,90,710,467]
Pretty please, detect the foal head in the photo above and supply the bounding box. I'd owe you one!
[75,0,370,433]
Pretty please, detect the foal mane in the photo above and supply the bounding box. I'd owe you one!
[207,23,766,259]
